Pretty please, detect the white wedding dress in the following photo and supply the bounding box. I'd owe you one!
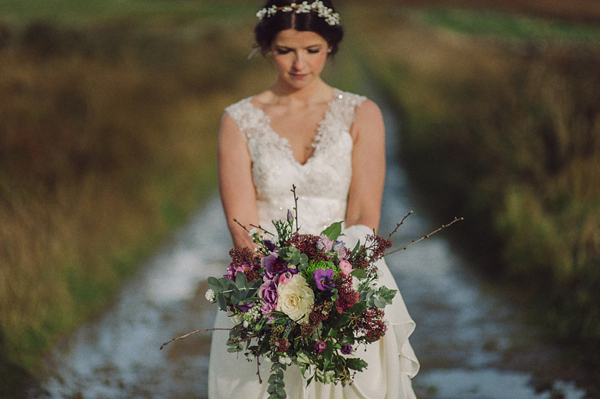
[208,89,419,399]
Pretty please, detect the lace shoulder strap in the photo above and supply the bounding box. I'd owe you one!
[330,90,367,130]
[224,97,266,138]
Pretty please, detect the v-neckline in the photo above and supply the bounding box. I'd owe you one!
[249,89,341,166]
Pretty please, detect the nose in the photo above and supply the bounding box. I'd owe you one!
[292,53,306,70]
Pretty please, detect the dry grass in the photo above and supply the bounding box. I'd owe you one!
[0,17,275,377]
[350,6,600,376]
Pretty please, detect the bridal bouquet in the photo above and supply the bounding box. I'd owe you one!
[205,208,397,399]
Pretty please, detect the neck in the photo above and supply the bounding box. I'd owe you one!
[269,78,331,105]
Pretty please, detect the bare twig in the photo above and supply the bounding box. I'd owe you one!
[233,218,274,236]
[160,327,234,350]
[291,184,299,233]
[256,356,262,384]
[388,210,413,239]
[386,216,464,256]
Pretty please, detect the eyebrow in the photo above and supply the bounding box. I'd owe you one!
[275,44,324,50]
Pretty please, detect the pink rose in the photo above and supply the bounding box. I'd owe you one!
[279,271,293,285]
[339,260,352,275]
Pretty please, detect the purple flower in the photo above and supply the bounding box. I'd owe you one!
[259,279,278,312]
[264,239,278,252]
[287,209,294,223]
[237,302,255,312]
[224,262,251,281]
[314,269,335,291]
[314,339,326,354]
[341,344,353,355]
[262,253,280,279]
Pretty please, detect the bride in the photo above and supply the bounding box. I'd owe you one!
[209,1,419,397]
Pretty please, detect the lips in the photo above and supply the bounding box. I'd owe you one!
[290,73,308,79]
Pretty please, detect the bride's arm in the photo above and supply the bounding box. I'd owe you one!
[218,112,259,249]
[345,99,386,233]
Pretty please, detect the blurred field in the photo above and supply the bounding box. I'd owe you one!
[347,3,600,389]
[0,9,279,393]
[2,0,600,396]
[346,0,600,23]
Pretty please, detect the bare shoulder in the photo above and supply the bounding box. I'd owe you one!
[218,111,246,149]
[357,98,383,118]
[220,110,238,130]
[352,98,385,139]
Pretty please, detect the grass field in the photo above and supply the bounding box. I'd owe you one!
[347,4,600,391]
[1,0,600,396]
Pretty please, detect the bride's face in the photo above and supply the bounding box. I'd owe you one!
[270,29,330,90]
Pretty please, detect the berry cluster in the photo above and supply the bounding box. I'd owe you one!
[356,307,387,342]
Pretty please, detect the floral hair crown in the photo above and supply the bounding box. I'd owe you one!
[256,1,341,26]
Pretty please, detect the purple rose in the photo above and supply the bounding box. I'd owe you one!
[314,339,327,354]
[262,253,280,279]
[314,269,335,291]
[341,344,353,355]
[259,279,278,312]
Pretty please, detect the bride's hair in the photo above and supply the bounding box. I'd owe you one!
[254,0,344,56]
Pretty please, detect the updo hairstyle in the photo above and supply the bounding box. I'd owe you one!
[254,0,344,56]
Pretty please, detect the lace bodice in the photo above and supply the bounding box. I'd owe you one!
[225,89,366,235]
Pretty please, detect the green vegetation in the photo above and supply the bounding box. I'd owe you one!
[409,8,600,42]
[352,6,600,381]
[0,11,277,394]
[0,0,256,23]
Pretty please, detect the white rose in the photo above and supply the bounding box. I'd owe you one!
[276,274,314,324]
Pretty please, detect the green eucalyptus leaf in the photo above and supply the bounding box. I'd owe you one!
[216,294,227,311]
[235,272,248,289]
[320,221,343,240]
[374,297,387,309]
[299,253,308,265]
[350,269,367,279]
[276,387,286,398]
[207,277,224,291]
[231,290,242,305]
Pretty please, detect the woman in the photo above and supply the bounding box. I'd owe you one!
[209,1,419,398]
